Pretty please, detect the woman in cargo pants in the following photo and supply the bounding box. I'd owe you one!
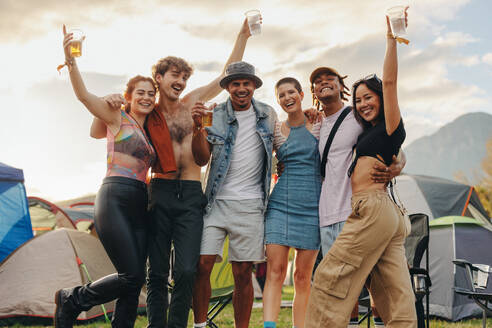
[305,10,417,328]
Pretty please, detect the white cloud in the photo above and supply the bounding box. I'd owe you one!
[483,53,492,65]
[433,32,478,47]
[2,0,488,200]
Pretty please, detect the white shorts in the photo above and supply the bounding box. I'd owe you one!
[200,198,265,262]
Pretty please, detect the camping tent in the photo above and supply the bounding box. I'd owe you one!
[394,174,491,227]
[0,163,33,262]
[425,216,492,321]
[28,197,95,235]
[0,228,147,325]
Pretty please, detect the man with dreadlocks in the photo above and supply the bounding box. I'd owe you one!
[309,66,405,327]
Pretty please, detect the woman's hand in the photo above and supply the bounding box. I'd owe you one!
[62,25,73,61]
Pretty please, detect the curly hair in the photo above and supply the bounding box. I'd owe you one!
[151,56,193,84]
[310,75,350,110]
[123,75,156,113]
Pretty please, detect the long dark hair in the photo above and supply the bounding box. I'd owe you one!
[351,74,384,130]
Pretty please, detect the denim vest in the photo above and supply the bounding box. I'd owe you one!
[204,97,277,214]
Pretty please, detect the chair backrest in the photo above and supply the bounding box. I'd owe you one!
[209,238,235,300]
[404,213,429,268]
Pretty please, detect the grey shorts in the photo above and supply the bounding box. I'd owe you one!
[320,220,346,256]
[200,198,265,263]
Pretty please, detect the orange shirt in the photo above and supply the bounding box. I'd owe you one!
[146,106,177,174]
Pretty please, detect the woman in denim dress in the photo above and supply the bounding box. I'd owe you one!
[263,77,321,328]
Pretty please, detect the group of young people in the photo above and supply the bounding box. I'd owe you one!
[54,11,417,328]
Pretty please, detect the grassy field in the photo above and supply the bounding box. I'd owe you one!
[4,286,491,327]
[6,308,491,328]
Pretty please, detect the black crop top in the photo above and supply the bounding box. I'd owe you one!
[348,119,405,176]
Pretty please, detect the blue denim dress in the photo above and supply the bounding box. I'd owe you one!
[265,122,321,250]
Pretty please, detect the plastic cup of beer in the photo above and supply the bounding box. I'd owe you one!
[386,6,407,38]
[202,102,214,127]
[69,28,84,58]
[245,10,261,36]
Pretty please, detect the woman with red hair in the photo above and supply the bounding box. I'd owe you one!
[54,25,156,328]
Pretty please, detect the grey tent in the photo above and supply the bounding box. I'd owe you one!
[425,216,492,321]
[0,228,146,325]
[394,174,491,227]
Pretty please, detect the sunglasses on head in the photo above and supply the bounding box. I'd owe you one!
[353,74,382,89]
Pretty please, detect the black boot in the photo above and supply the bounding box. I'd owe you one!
[54,289,82,328]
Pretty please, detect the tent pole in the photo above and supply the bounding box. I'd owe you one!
[426,216,430,328]
[76,257,110,323]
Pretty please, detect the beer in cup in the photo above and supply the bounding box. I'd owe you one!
[202,102,214,127]
[69,29,85,57]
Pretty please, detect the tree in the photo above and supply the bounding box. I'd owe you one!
[476,137,492,217]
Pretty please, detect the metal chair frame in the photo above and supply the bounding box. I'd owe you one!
[453,259,492,328]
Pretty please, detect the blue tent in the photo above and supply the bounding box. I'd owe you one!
[0,163,33,262]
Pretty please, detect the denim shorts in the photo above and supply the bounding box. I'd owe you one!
[200,198,265,262]
[320,221,346,256]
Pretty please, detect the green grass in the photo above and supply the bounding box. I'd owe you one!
[4,286,491,327]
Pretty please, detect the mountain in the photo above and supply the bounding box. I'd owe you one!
[403,112,492,184]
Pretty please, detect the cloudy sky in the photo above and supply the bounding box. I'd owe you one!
[1,0,491,201]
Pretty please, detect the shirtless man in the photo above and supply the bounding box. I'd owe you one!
[91,18,255,328]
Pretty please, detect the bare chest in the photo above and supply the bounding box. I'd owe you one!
[163,110,193,145]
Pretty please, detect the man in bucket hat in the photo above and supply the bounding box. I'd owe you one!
[191,61,277,328]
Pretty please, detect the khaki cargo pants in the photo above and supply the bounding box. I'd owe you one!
[305,189,417,328]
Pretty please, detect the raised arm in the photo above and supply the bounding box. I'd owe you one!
[62,25,120,133]
[382,11,407,135]
[183,18,254,105]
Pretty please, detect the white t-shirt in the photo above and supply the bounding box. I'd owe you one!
[318,106,363,227]
[216,106,265,200]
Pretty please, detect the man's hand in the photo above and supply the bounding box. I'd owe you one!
[102,94,127,109]
[370,155,403,183]
[303,107,323,124]
[191,101,212,129]
[276,156,285,177]
[239,16,262,38]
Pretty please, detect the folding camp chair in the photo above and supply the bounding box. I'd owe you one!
[453,259,492,328]
[206,238,235,328]
[357,289,372,327]
[404,213,431,328]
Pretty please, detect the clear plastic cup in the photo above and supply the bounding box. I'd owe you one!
[245,10,261,36]
[68,28,85,57]
[386,6,407,38]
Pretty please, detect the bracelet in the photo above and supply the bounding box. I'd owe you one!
[192,125,203,137]
[66,58,74,72]
[387,32,396,39]
[56,57,75,74]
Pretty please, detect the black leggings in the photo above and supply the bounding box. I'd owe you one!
[72,176,148,328]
